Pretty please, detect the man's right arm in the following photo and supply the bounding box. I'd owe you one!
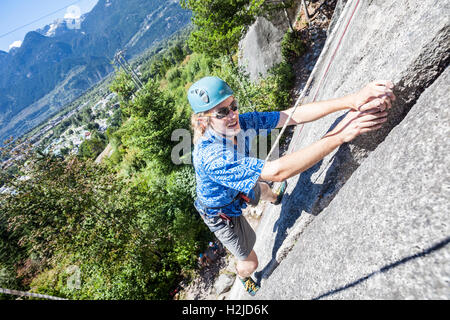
[260,133,343,182]
[261,109,388,182]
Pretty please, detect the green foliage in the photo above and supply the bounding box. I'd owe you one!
[0,155,207,299]
[109,71,137,117]
[211,56,294,113]
[254,61,295,112]
[0,206,26,299]
[86,122,99,131]
[0,165,19,188]
[112,79,189,174]
[78,134,107,160]
[281,29,307,62]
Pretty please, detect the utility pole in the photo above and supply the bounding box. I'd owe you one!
[114,50,144,90]
[301,0,310,26]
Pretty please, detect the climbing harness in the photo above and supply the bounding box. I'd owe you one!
[218,212,234,229]
[196,192,253,229]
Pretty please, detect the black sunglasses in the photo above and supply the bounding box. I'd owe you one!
[209,100,238,119]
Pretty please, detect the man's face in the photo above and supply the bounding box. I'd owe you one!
[206,96,241,138]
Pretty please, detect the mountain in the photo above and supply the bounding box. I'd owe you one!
[0,0,191,145]
[36,16,85,38]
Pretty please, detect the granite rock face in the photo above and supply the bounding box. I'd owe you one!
[228,0,449,300]
[257,65,450,300]
[238,1,302,81]
[214,274,236,296]
[326,0,348,36]
[238,16,285,82]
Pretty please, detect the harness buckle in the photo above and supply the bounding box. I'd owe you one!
[218,212,234,229]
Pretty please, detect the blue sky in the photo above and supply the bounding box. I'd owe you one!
[0,0,99,52]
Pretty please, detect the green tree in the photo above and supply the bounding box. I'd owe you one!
[281,29,306,62]
[78,136,106,160]
[109,71,137,117]
[180,0,265,65]
[115,79,189,173]
[86,122,100,131]
[0,154,207,299]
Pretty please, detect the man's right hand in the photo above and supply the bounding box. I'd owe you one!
[261,98,391,183]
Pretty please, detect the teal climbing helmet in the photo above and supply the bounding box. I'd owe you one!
[187,76,234,114]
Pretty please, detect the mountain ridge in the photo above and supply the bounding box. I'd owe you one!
[0,0,191,145]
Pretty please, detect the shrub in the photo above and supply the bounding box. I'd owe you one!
[281,29,306,62]
[78,136,106,160]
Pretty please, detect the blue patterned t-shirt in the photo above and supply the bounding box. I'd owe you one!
[193,111,280,217]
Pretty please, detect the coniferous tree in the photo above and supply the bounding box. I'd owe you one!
[180,0,265,66]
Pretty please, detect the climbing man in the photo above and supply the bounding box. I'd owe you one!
[188,76,395,296]
[198,253,212,268]
[209,241,220,256]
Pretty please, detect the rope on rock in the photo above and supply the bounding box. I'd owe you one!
[265,0,361,162]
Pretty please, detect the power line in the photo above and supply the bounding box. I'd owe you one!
[0,0,81,39]
[0,287,67,300]
[114,50,144,90]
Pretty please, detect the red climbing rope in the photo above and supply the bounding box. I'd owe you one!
[266,0,361,161]
[312,0,361,101]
